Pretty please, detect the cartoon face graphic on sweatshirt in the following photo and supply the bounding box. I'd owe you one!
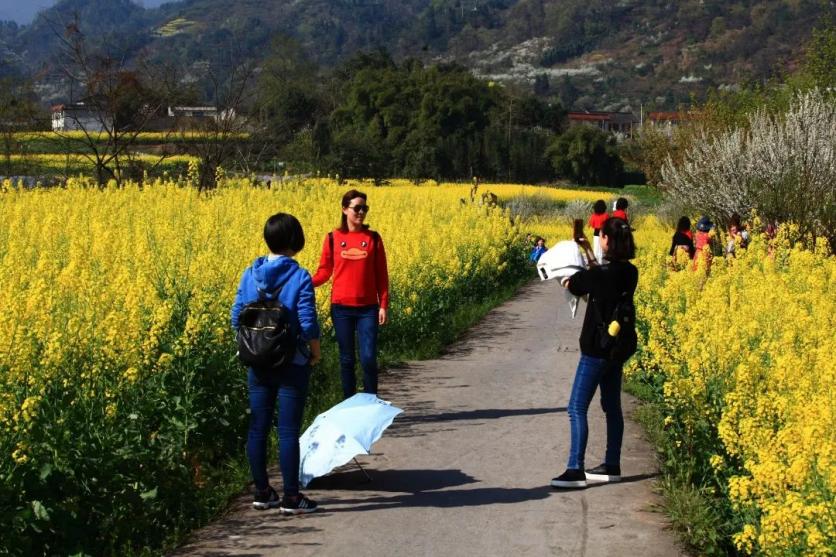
[338,238,370,260]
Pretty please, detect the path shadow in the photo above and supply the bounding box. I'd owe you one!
[384,405,566,439]
[171,520,325,556]
[438,308,525,358]
[309,468,478,493]
[318,485,553,513]
[395,406,567,425]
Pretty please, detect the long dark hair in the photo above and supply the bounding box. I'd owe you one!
[340,189,370,232]
[602,217,635,261]
[676,216,691,233]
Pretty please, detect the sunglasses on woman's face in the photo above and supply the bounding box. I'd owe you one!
[348,204,370,213]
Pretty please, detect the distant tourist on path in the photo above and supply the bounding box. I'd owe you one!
[552,217,638,489]
[231,213,321,515]
[313,189,390,399]
[530,237,548,263]
[588,199,609,263]
[612,197,629,222]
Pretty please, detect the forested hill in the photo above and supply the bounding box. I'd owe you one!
[1,0,832,110]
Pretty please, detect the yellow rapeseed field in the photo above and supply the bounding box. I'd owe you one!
[625,218,835,556]
[0,176,533,553]
[0,177,831,555]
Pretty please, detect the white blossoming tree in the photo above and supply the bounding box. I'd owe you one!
[661,89,836,250]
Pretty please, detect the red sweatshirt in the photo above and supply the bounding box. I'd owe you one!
[588,212,609,235]
[612,209,628,221]
[312,229,390,309]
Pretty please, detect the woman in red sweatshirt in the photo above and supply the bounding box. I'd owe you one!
[313,189,390,399]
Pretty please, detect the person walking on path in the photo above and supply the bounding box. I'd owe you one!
[588,199,609,263]
[231,213,321,515]
[551,217,638,489]
[313,189,390,399]
[612,197,629,223]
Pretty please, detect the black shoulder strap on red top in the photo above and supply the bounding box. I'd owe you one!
[328,231,334,267]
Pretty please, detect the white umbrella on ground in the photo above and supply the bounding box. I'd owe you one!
[299,393,403,488]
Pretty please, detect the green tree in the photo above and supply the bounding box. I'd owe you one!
[800,21,836,88]
[0,78,41,176]
[548,125,624,187]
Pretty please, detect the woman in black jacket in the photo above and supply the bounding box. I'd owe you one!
[552,217,638,489]
[669,216,696,259]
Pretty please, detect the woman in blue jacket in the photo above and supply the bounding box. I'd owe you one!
[231,213,321,515]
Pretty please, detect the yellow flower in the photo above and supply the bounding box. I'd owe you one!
[12,445,28,465]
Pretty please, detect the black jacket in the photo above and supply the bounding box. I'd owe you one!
[669,231,695,258]
[568,261,639,359]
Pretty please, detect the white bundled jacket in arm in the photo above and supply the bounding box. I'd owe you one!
[536,240,589,318]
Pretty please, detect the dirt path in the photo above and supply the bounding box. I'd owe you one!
[173,280,683,557]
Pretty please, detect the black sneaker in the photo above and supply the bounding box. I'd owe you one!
[252,486,280,510]
[550,469,587,489]
[279,493,319,515]
[585,464,622,483]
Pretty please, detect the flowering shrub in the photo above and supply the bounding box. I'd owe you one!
[661,89,836,250]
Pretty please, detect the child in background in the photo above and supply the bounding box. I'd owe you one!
[612,198,629,222]
[530,237,548,263]
[588,200,609,263]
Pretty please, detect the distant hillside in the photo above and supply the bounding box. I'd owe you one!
[1,0,832,109]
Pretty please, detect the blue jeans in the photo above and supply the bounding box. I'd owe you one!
[331,304,379,399]
[566,354,624,470]
[246,365,309,496]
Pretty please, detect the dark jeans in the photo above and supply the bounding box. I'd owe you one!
[246,365,309,496]
[566,354,624,470]
[331,304,379,399]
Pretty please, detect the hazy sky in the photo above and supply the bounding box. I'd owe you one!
[0,0,173,24]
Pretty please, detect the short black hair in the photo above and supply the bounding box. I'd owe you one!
[602,217,635,260]
[615,197,629,210]
[677,216,691,232]
[593,199,607,214]
[264,213,305,254]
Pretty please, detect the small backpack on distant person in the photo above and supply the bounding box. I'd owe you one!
[592,291,637,363]
[237,286,297,372]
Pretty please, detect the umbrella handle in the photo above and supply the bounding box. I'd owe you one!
[353,458,373,483]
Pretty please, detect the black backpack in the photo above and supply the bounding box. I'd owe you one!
[591,290,638,363]
[236,286,297,372]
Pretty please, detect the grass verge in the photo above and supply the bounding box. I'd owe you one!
[625,379,738,557]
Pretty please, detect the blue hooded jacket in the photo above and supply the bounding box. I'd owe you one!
[231,255,320,366]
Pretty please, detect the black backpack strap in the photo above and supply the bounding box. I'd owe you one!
[329,231,334,268]
[256,285,283,301]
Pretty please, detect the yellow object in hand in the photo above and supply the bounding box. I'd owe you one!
[608,320,621,336]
